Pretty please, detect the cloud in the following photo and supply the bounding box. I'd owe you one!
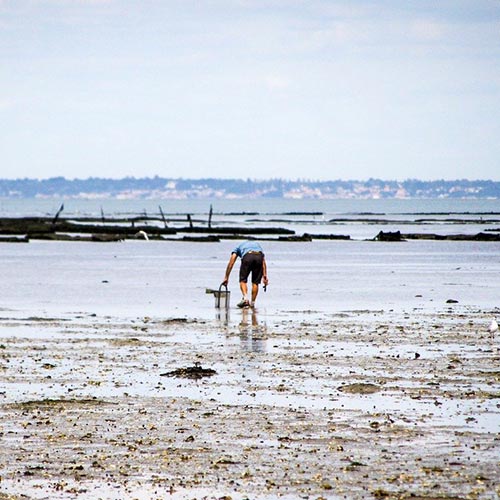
[33,0,115,4]
[263,75,291,91]
[0,99,15,111]
[410,19,448,42]
[307,22,371,48]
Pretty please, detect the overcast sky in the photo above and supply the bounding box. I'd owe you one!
[1,0,499,181]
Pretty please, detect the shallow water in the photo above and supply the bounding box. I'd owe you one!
[0,238,498,320]
[1,197,499,217]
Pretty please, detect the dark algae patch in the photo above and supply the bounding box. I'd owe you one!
[337,382,381,394]
[160,363,217,379]
[11,398,109,409]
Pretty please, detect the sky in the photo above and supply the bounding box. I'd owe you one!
[1,0,500,181]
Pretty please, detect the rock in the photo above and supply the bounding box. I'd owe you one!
[488,319,499,334]
[374,231,404,242]
[337,383,381,394]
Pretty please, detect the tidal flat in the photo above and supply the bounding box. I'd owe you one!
[1,306,499,499]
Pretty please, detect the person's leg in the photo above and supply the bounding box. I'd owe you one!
[240,281,248,301]
[251,282,259,306]
[249,253,263,307]
[238,255,252,306]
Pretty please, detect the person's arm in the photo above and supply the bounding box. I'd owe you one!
[222,253,238,285]
[262,256,269,286]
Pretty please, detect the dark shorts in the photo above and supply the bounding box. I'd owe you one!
[239,252,264,285]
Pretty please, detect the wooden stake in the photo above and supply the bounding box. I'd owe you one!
[159,205,168,228]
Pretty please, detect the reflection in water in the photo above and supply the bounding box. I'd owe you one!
[215,309,230,325]
[238,308,267,352]
[217,308,268,360]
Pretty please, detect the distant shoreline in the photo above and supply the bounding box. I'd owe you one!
[1,177,499,199]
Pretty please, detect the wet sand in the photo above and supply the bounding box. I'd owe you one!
[1,306,500,499]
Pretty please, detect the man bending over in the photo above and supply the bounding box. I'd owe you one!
[222,240,269,308]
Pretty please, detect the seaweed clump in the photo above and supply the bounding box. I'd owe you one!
[160,363,217,379]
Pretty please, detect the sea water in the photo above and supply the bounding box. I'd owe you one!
[1,196,499,218]
[0,198,498,319]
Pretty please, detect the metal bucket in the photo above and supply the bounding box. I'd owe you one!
[214,283,230,309]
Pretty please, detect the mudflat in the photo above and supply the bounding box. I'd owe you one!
[1,306,499,499]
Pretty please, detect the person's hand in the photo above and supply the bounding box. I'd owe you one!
[222,278,228,286]
[263,276,269,286]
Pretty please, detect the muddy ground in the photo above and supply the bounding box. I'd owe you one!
[1,305,499,499]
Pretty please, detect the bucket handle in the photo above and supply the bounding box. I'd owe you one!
[216,282,228,308]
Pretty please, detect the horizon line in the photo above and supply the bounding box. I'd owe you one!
[1,176,499,183]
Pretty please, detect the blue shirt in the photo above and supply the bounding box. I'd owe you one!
[232,241,264,258]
